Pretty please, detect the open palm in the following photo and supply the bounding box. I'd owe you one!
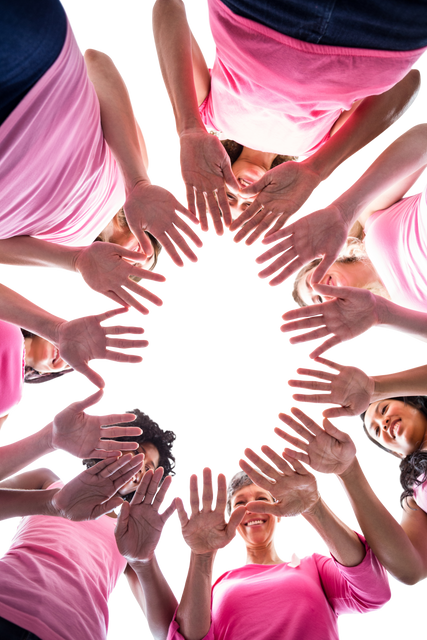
[176,469,246,555]
[277,408,356,476]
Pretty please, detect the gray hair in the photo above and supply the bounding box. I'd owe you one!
[226,471,253,515]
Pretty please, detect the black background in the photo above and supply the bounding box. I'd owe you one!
[2,0,427,640]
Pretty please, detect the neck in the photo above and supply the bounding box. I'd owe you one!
[245,540,283,566]
[239,147,277,172]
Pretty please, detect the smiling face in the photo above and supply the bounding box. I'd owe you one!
[297,260,378,306]
[24,336,70,374]
[100,212,156,269]
[364,400,427,458]
[117,442,160,497]
[231,484,279,549]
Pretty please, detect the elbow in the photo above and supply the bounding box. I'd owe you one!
[84,49,114,72]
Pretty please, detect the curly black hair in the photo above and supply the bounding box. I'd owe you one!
[83,409,176,503]
[361,396,427,506]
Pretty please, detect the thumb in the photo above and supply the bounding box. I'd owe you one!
[322,417,347,440]
[311,255,336,285]
[221,160,239,191]
[323,406,354,419]
[75,363,105,390]
[74,388,104,412]
[114,500,130,539]
[227,506,246,535]
[240,173,270,197]
[175,497,189,528]
[94,496,124,519]
[312,283,352,298]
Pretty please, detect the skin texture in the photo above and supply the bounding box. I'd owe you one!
[24,335,70,374]
[364,399,427,458]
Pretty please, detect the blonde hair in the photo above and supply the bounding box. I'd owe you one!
[292,237,389,307]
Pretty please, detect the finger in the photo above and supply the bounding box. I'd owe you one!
[185,183,197,218]
[110,454,144,484]
[262,223,295,244]
[233,207,271,243]
[100,426,143,439]
[292,393,333,404]
[157,233,184,267]
[134,229,154,257]
[239,458,274,491]
[274,426,309,451]
[311,256,335,285]
[116,244,154,262]
[98,440,139,451]
[258,250,298,281]
[282,305,323,321]
[104,350,143,364]
[289,376,332,388]
[152,475,172,512]
[312,356,342,371]
[282,451,310,475]
[243,500,281,516]
[206,191,224,236]
[239,173,268,197]
[312,283,350,298]
[195,189,209,232]
[175,497,189,528]
[297,366,336,381]
[114,500,130,539]
[215,473,227,512]
[167,226,198,262]
[98,413,137,427]
[87,449,123,459]
[263,213,291,238]
[96,307,129,323]
[173,214,203,247]
[323,406,353,418]
[127,266,166,283]
[290,407,325,434]
[145,468,164,505]
[175,200,199,224]
[222,160,240,192]
[70,389,104,412]
[245,211,280,246]
[227,505,246,535]
[322,417,350,442]
[261,445,294,474]
[189,474,200,515]
[161,499,177,522]
[105,338,148,350]
[281,317,325,333]
[309,336,342,358]
[216,187,232,228]
[103,325,144,336]
[255,236,293,264]
[230,200,265,234]
[288,327,330,344]
[268,259,303,286]
[123,279,163,307]
[282,447,311,466]
[202,467,213,511]
[74,363,105,389]
[131,468,153,504]
[244,447,279,479]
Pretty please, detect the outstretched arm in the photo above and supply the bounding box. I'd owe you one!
[278,408,427,584]
[240,441,364,566]
[115,469,177,640]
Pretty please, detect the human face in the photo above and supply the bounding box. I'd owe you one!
[117,442,160,496]
[231,484,278,548]
[298,261,374,306]
[365,400,427,458]
[226,159,267,221]
[25,336,70,374]
[102,213,155,269]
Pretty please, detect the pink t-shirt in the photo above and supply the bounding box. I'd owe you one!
[201,0,426,156]
[413,478,427,512]
[0,482,127,640]
[0,321,24,417]
[0,22,125,247]
[168,539,390,640]
[364,183,427,312]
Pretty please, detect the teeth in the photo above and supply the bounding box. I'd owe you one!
[245,519,265,526]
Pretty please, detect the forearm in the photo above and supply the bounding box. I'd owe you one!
[153,0,204,135]
[372,365,427,402]
[338,458,425,583]
[0,488,58,520]
[375,295,427,342]
[0,283,64,343]
[0,425,53,481]
[128,556,177,640]
[303,497,365,566]
[0,237,79,270]
[84,50,149,195]
[176,552,215,640]
[306,71,420,192]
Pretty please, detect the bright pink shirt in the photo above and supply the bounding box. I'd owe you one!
[0,22,125,247]
[0,321,24,417]
[364,183,427,312]
[0,482,127,640]
[168,539,390,640]
[201,0,426,156]
[413,478,427,512]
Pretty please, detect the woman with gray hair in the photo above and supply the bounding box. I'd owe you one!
[168,437,390,640]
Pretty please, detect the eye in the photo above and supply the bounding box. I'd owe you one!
[234,500,245,506]
[375,426,380,437]
[256,497,269,502]
[226,192,237,204]
[315,295,324,304]
[381,404,389,415]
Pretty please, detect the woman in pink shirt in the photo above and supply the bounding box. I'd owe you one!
[168,445,390,639]
[277,404,427,585]
[153,0,424,242]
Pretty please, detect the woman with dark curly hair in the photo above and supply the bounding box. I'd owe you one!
[277,404,427,585]
[153,0,424,242]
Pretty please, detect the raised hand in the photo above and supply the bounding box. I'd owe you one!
[57,307,148,388]
[277,408,356,476]
[75,242,165,315]
[50,453,144,521]
[176,468,246,555]
[229,161,321,244]
[281,284,380,357]
[124,181,203,267]
[180,130,240,234]
[239,445,319,518]
[115,467,175,563]
[255,205,349,285]
[289,356,375,418]
[51,389,142,458]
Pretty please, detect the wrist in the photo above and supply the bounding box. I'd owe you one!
[190,550,216,575]
[179,123,207,138]
[124,175,151,199]
[302,492,322,518]
[337,456,359,481]
[127,555,156,571]
[41,489,62,517]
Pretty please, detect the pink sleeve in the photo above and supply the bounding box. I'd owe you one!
[314,535,391,615]
[167,607,215,640]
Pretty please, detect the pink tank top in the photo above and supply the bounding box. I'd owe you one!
[0,321,24,417]
[201,0,426,156]
[0,22,125,246]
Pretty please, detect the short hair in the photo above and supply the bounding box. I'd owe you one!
[20,329,74,384]
[83,409,176,502]
[221,139,297,168]
[361,396,427,506]
[226,471,253,515]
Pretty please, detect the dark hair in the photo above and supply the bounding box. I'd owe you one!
[220,139,297,169]
[83,409,176,502]
[226,471,253,515]
[21,329,74,384]
[95,207,162,274]
[361,396,427,506]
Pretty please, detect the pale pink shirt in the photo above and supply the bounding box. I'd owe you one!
[0,22,125,247]
[201,0,426,156]
[168,539,390,640]
[0,482,127,640]
[0,321,24,417]
[364,183,427,312]
[413,478,427,512]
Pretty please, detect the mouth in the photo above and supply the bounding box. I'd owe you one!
[237,176,253,189]
[389,419,401,439]
[52,347,60,365]
[244,518,267,527]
